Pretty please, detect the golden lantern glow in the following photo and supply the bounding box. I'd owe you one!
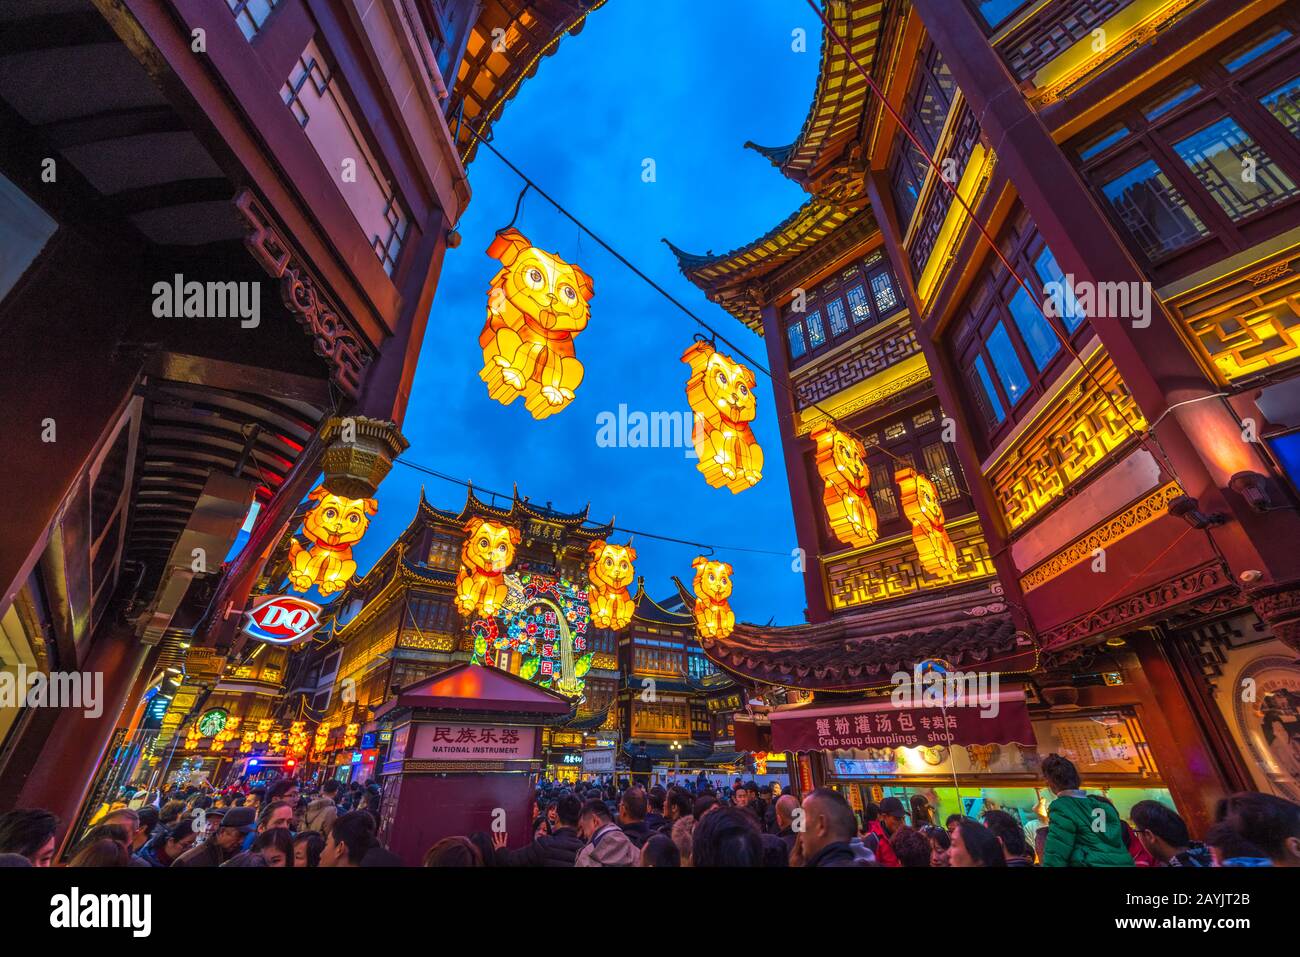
[691,556,736,640]
[811,423,879,548]
[287,486,378,595]
[288,720,308,756]
[239,729,256,754]
[682,341,763,493]
[478,228,594,420]
[184,726,201,751]
[454,517,521,618]
[343,723,360,749]
[210,716,240,752]
[586,539,637,631]
[313,720,332,753]
[895,467,958,577]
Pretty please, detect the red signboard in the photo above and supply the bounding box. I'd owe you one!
[770,689,1034,753]
[409,723,537,761]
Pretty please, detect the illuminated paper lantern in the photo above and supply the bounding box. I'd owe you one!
[343,723,359,748]
[895,467,958,576]
[586,539,636,631]
[313,720,332,753]
[454,517,521,618]
[811,423,879,548]
[682,341,763,493]
[287,486,377,595]
[691,556,735,640]
[478,228,594,420]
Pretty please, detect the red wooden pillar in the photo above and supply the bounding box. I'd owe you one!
[758,301,832,623]
[909,0,1300,595]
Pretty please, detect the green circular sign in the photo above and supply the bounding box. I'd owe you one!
[197,708,228,737]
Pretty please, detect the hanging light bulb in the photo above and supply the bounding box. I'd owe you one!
[811,423,879,548]
[478,228,594,420]
[895,467,958,577]
[682,340,763,493]
[691,555,735,640]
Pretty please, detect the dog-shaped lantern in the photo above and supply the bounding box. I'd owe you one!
[586,539,636,631]
[691,556,735,640]
[287,487,377,595]
[478,228,594,420]
[811,423,879,548]
[895,467,958,577]
[682,341,763,493]
[454,517,521,618]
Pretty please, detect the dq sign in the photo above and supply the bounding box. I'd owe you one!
[242,595,323,646]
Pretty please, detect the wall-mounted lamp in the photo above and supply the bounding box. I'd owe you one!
[1229,471,1273,511]
[1167,494,1226,530]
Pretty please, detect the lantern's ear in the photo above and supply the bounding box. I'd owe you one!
[508,525,522,545]
[588,539,606,557]
[363,498,378,516]
[465,516,485,536]
[680,340,712,373]
[487,228,530,266]
[308,485,328,502]
[724,562,734,576]
[571,263,595,302]
[625,545,637,562]
[692,555,707,570]
[741,364,758,389]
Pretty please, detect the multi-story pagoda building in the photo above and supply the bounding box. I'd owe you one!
[670,0,1300,834]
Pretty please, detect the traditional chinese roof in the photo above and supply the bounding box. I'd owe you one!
[418,485,614,540]
[629,580,694,627]
[451,0,607,165]
[562,704,612,730]
[698,607,1037,693]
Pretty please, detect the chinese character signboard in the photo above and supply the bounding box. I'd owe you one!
[409,724,536,762]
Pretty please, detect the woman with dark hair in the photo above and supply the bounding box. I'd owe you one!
[293,830,325,868]
[758,833,790,868]
[691,806,763,867]
[891,826,933,867]
[909,794,934,828]
[639,833,681,867]
[422,836,483,867]
[69,838,131,867]
[137,817,197,867]
[252,827,294,867]
[949,818,1007,867]
[925,825,952,867]
[0,809,59,866]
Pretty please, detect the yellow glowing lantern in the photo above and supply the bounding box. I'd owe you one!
[184,726,201,750]
[478,228,594,420]
[682,341,763,493]
[239,729,256,754]
[343,723,360,749]
[270,731,284,752]
[811,423,879,548]
[587,539,636,631]
[287,486,377,595]
[691,556,736,640]
[895,467,958,577]
[454,517,520,618]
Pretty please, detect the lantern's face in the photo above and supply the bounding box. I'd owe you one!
[695,349,757,425]
[899,470,944,528]
[693,559,734,602]
[301,490,376,548]
[462,518,521,574]
[490,229,593,334]
[589,540,636,591]
[829,429,867,488]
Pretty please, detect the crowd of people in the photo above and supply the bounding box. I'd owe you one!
[0,753,1296,868]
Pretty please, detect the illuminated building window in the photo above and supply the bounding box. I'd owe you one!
[826,298,849,337]
[888,40,955,230]
[1007,284,1060,371]
[784,256,903,365]
[986,322,1030,406]
[869,461,900,523]
[1033,247,1087,332]
[787,323,807,359]
[846,284,870,323]
[921,441,962,503]
[1144,82,1203,122]
[1263,76,1300,140]
[1173,118,1299,220]
[1078,125,1131,162]
[806,310,826,349]
[969,355,1005,427]
[1224,28,1293,72]
[1099,160,1208,261]
[226,0,280,40]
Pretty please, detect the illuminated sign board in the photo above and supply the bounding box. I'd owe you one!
[241,594,324,646]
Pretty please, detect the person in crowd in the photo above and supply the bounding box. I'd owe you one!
[304,779,341,835]
[225,827,294,867]
[1204,821,1272,867]
[1215,791,1300,866]
[0,809,59,867]
[926,824,952,867]
[1039,753,1133,867]
[293,830,325,868]
[136,817,197,868]
[757,832,788,867]
[258,799,296,835]
[910,794,934,829]
[1129,800,1210,867]
[173,807,255,867]
[423,836,482,866]
[639,833,681,867]
[69,838,131,867]
[645,786,669,835]
[950,818,1007,867]
[861,796,903,866]
[692,794,717,822]
[798,789,875,867]
[245,787,266,814]
[618,786,651,848]
[492,793,584,867]
[692,805,765,867]
[773,794,799,858]
[891,826,932,867]
[671,810,696,866]
[320,810,376,868]
[575,798,638,867]
[983,810,1035,866]
[266,778,299,807]
[158,800,186,828]
[665,788,693,827]
[945,813,964,833]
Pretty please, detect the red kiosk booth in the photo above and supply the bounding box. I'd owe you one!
[372,663,573,864]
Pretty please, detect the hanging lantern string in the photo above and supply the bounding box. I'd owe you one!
[504,183,530,231]
[460,116,967,490]
[393,456,792,557]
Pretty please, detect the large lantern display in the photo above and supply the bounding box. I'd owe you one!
[895,467,959,577]
[470,567,594,697]
[691,556,735,640]
[454,518,521,618]
[811,423,879,548]
[682,340,763,493]
[586,539,636,631]
[478,228,594,420]
[287,486,378,595]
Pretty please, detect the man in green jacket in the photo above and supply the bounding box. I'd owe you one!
[1040,753,1134,867]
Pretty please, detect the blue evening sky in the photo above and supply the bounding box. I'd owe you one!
[352,0,820,624]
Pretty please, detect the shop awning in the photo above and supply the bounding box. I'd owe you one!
[769,689,1034,754]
